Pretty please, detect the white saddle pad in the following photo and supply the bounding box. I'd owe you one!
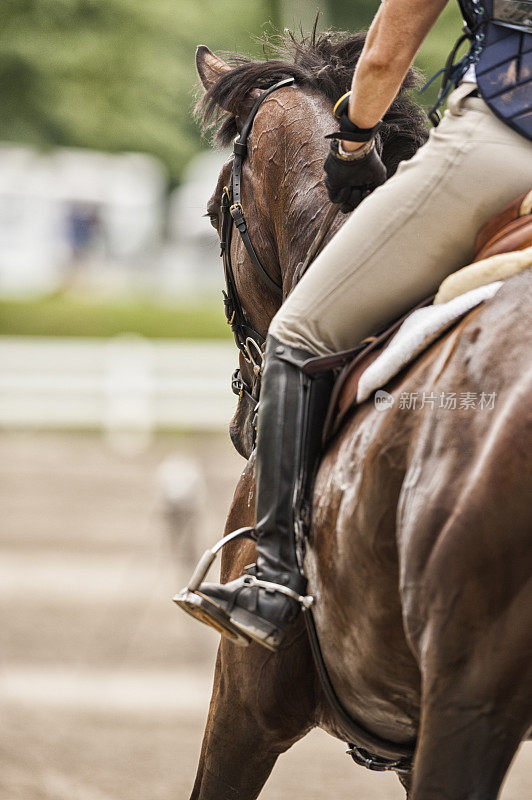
[356,282,502,404]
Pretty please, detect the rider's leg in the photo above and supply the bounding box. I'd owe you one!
[175,335,333,650]
[270,89,532,356]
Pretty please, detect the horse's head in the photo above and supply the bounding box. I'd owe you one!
[196,31,428,458]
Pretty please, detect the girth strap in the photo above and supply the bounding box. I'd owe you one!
[302,607,415,768]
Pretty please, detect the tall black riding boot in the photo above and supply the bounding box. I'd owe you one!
[173,335,333,651]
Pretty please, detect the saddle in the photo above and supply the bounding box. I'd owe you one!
[473,190,532,262]
[306,189,532,442]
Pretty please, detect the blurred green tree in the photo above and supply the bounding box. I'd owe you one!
[0,0,464,183]
[267,0,283,30]
[326,0,376,29]
[0,0,270,183]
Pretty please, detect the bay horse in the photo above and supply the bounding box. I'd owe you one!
[189,31,532,800]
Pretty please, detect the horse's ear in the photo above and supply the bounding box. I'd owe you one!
[196,46,231,92]
[196,44,262,124]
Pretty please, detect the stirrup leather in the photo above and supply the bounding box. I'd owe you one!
[176,526,314,609]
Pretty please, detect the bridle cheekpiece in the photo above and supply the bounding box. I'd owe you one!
[219,77,295,405]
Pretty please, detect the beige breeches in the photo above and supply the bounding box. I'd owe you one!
[269,88,532,356]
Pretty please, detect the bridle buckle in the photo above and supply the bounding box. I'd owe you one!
[243,337,265,376]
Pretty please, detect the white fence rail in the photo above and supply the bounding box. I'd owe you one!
[0,337,237,431]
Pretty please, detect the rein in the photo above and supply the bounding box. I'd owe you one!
[220,76,339,410]
[220,77,294,406]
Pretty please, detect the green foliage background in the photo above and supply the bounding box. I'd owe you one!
[0,0,462,185]
[0,294,229,339]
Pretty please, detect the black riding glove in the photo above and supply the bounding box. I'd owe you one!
[324,138,387,214]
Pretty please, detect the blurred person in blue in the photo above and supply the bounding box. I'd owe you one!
[65,201,102,286]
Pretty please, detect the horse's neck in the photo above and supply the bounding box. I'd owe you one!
[278,187,345,289]
[273,193,322,282]
[266,124,335,284]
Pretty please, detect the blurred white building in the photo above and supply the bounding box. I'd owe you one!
[0,142,234,298]
[161,148,230,297]
[0,143,167,295]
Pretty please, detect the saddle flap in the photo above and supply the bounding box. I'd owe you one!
[322,297,433,443]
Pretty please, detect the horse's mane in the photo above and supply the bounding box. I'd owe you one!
[197,29,429,176]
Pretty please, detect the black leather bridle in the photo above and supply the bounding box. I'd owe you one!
[219,77,295,404]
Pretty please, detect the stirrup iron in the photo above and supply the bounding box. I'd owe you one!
[184,527,257,592]
[177,526,314,609]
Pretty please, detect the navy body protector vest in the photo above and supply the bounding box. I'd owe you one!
[431,0,531,140]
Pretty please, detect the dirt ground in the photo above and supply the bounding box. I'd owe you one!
[0,431,530,800]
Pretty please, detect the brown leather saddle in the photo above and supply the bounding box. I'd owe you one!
[302,190,532,443]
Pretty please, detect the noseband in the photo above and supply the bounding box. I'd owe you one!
[219,77,295,404]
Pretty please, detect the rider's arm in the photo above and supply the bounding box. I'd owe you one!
[343,0,449,152]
